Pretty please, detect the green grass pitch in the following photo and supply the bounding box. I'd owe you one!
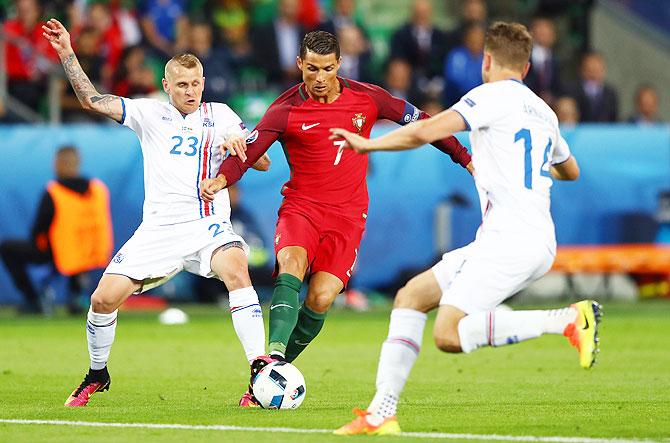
[0,300,669,442]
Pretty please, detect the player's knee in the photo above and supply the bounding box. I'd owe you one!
[305,290,335,314]
[90,287,120,314]
[217,261,251,291]
[277,250,308,277]
[433,333,462,353]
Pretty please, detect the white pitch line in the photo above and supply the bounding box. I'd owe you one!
[0,419,659,443]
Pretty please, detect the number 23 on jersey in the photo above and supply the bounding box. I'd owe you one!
[170,135,198,156]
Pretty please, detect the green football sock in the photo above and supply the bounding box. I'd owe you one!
[284,304,327,363]
[268,273,303,357]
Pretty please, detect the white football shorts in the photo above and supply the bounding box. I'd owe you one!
[432,229,554,314]
[105,216,248,293]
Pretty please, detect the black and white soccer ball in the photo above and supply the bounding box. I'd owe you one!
[252,361,306,409]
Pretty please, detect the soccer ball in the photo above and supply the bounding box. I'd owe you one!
[252,361,306,409]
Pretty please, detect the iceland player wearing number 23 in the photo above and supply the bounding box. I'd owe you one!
[42,18,271,408]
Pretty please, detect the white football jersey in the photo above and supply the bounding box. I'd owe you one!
[120,98,248,225]
[451,79,571,251]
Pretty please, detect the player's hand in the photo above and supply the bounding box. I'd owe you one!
[466,161,474,175]
[220,136,247,162]
[329,128,371,154]
[200,175,227,202]
[41,18,73,56]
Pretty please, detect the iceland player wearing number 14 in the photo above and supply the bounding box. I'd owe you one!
[42,18,271,407]
[331,22,602,436]
[200,30,473,406]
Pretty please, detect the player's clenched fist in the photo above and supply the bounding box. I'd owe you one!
[200,175,227,202]
[42,18,73,56]
[220,136,247,162]
[329,128,371,154]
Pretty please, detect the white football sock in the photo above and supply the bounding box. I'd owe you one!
[542,306,578,334]
[368,308,427,420]
[228,287,265,363]
[87,308,118,370]
[458,307,577,354]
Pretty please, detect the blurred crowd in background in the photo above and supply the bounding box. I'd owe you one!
[0,0,664,125]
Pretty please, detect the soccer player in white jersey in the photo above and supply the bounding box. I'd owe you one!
[330,22,602,436]
[42,19,271,407]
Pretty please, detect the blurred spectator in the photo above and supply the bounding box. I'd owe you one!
[419,98,445,116]
[251,0,304,88]
[628,84,661,125]
[389,0,448,82]
[320,0,365,37]
[445,0,488,53]
[60,27,104,122]
[188,21,234,102]
[209,0,248,43]
[569,52,618,122]
[0,146,113,315]
[110,0,142,47]
[138,0,188,57]
[296,0,320,29]
[554,95,580,126]
[383,58,421,104]
[337,24,372,83]
[210,0,254,83]
[443,22,484,106]
[525,16,562,106]
[3,0,58,114]
[112,45,158,98]
[85,3,124,89]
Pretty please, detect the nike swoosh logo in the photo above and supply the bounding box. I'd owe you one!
[582,314,589,330]
[294,340,310,346]
[270,304,294,310]
[301,123,320,130]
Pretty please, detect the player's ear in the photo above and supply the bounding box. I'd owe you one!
[296,56,303,70]
[162,78,169,94]
[521,62,530,79]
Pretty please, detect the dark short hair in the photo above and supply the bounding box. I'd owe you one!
[56,145,79,157]
[484,21,532,71]
[300,30,340,59]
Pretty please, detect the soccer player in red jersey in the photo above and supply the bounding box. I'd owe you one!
[200,30,472,395]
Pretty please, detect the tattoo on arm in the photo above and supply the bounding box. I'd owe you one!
[90,94,119,114]
[62,53,98,104]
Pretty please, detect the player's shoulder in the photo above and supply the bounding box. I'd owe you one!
[344,78,387,97]
[272,84,305,107]
[124,96,164,109]
[207,102,242,121]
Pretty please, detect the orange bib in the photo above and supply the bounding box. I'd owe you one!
[47,179,113,276]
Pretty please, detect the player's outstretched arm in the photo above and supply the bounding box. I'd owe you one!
[551,156,580,181]
[42,18,123,122]
[331,110,467,154]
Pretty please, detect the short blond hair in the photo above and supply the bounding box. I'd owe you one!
[484,21,532,71]
[164,53,203,78]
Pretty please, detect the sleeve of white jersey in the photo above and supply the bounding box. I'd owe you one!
[552,134,572,164]
[218,104,250,141]
[120,97,155,137]
[450,83,508,131]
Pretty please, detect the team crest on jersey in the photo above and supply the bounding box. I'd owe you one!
[112,253,125,264]
[202,118,214,127]
[275,233,281,245]
[245,129,259,144]
[352,113,366,133]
